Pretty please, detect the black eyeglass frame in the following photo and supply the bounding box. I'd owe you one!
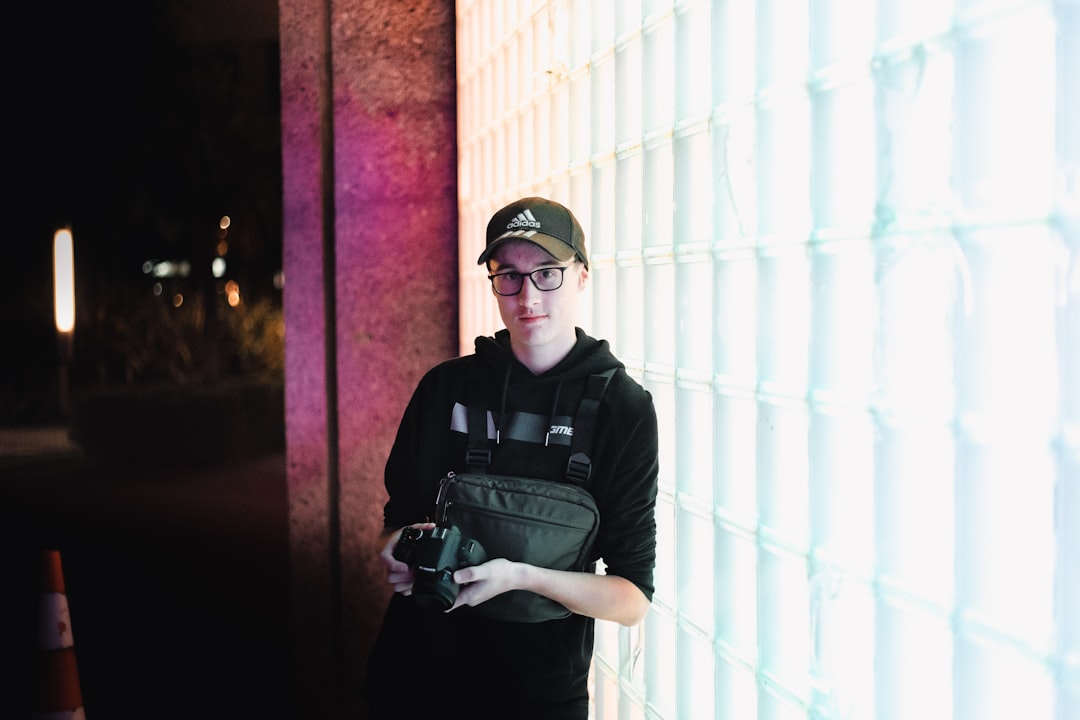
[487,265,572,296]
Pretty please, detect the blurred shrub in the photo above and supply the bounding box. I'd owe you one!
[69,379,284,468]
[67,278,286,468]
[101,286,283,386]
[221,297,285,379]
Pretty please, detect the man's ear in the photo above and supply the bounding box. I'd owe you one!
[578,265,589,288]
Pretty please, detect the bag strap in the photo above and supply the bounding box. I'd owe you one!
[464,363,617,484]
[565,368,615,484]
[465,377,491,472]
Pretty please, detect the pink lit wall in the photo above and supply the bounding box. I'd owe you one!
[279,1,458,717]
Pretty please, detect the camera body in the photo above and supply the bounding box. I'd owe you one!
[393,523,488,610]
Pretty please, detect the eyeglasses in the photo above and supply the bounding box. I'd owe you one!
[488,265,570,296]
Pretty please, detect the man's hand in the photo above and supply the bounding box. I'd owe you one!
[447,558,522,610]
[377,522,435,595]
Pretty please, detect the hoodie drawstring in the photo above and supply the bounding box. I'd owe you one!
[544,382,563,447]
[495,364,512,444]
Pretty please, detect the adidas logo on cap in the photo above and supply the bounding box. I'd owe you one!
[505,210,542,233]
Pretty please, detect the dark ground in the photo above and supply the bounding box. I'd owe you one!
[0,429,291,719]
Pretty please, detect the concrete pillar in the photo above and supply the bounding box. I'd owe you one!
[278,2,458,717]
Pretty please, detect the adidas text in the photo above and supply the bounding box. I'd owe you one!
[506,210,541,232]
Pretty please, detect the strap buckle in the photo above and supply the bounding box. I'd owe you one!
[565,452,592,483]
[466,447,492,468]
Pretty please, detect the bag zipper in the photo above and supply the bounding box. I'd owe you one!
[447,497,595,530]
[435,471,455,522]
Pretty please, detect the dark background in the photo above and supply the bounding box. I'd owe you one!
[4,0,282,426]
[1,2,291,717]
[0,450,291,719]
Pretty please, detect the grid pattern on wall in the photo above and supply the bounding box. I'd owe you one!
[455,0,1079,718]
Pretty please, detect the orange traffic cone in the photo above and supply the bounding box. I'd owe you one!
[34,549,86,720]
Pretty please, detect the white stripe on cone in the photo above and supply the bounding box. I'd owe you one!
[34,710,86,720]
[38,592,76,649]
[35,550,85,719]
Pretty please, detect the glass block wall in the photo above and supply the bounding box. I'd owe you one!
[455,1,1078,717]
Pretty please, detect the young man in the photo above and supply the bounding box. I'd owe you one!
[362,197,659,718]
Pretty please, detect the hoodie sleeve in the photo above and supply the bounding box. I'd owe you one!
[381,361,470,530]
[590,375,660,601]
[381,375,434,530]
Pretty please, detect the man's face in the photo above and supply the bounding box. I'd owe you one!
[488,240,586,355]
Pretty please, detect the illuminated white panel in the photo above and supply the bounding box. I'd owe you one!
[614,37,642,146]
[455,3,1076,719]
[642,13,673,134]
[953,5,1058,220]
[674,1,710,123]
[876,597,954,720]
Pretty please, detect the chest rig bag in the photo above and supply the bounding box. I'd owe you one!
[435,367,616,623]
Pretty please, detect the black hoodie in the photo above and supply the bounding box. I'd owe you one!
[363,328,659,718]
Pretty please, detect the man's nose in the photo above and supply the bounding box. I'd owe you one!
[517,280,542,304]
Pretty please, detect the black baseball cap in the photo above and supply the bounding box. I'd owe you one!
[477,197,589,269]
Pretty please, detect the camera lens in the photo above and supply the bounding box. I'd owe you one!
[412,568,459,610]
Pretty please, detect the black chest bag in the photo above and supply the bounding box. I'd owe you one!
[434,368,616,623]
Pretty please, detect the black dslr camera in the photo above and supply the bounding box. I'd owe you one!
[392,523,487,610]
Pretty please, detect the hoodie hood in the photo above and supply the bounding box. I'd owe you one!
[473,328,624,447]
[474,327,622,382]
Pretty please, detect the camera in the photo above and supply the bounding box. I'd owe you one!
[392,523,487,610]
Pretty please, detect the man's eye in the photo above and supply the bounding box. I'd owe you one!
[537,269,557,281]
[502,272,522,281]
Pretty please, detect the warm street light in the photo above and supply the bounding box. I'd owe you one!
[54,227,75,417]
[54,228,75,332]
